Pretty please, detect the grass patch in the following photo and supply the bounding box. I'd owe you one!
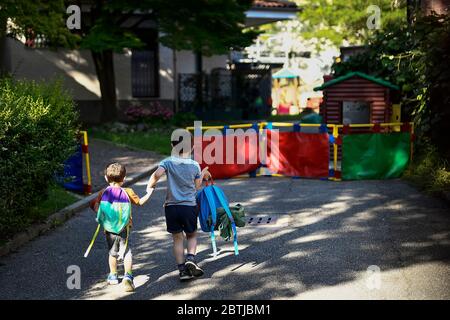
[90,128,172,155]
[28,184,79,222]
[404,145,450,197]
[1,184,78,243]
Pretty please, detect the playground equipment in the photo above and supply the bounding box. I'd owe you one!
[187,122,414,182]
[61,130,92,194]
[314,71,400,125]
[272,68,300,115]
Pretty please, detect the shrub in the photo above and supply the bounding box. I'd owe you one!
[124,105,153,122]
[171,112,197,127]
[0,78,79,239]
[124,102,174,124]
[404,144,450,196]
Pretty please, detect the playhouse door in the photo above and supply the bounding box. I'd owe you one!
[342,101,370,124]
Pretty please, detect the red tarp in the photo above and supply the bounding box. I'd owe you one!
[194,133,260,179]
[266,131,329,178]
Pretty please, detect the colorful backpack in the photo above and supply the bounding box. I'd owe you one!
[197,180,239,256]
[84,186,132,258]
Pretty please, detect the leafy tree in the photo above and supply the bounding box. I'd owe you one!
[297,0,407,47]
[2,0,258,121]
[332,13,450,160]
[0,0,77,75]
[79,0,146,121]
[156,0,258,112]
[157,0,257,55]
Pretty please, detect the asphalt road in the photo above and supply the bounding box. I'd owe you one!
[0,177,449,300]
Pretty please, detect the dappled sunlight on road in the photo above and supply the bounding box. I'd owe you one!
[249,227,295,242]
[1,177,449,300]
[239,194,271,206]
[288,233,336,245]
[75,177,450,300]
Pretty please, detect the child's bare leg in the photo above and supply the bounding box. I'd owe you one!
[186,232,197,256]
[124,251,133,275]
[184,231,203,277]
[109,255,118,274]
[122,250,135,291]
[172,232,185,265]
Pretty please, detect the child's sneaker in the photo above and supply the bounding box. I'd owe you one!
[123,273,135,292]
[107,273,119,285]
[179,268,194,282]
[185,260,204,278]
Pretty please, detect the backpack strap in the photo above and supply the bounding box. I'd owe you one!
[203,186,218,256]
[197,191,211,232]
[85,188,110,258]
[212,186,239,256]
[84,223,100,258]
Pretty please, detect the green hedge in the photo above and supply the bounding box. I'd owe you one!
[0,78,79,239]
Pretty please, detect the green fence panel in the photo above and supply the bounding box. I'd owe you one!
[342,132,410,180]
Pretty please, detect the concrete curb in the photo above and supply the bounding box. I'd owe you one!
[0,165,158,258]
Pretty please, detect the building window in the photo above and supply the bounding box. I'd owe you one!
[342,101,370,124]
[131,49,159,97]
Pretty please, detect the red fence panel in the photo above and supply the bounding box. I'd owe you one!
[194,133,260,179]
[266,131,329,178]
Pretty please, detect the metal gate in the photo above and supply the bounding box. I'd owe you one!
[178,63,273,120]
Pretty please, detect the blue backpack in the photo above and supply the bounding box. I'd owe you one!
[197,181,239,256]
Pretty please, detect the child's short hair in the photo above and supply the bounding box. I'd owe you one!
[105,163,126,183]
[171,130,193,150]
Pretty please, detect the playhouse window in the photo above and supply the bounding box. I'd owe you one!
[342,101,370,124]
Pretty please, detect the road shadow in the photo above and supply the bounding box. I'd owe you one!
[73,178,450,299]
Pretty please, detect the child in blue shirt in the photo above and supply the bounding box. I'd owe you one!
[147,134,210,281]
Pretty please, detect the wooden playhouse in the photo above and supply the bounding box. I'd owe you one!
[314,72,400,125]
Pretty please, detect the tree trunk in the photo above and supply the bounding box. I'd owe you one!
[407,0,420,25]
[91,50,118,122]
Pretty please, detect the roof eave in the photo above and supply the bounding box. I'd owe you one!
[314,72,399,91]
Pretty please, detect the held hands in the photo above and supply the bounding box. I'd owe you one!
[139,187,154,206]
[146,166,165,193]
[202,167,212,181]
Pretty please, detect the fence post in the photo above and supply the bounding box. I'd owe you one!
[80,130,92,194]
[332,125,339,180]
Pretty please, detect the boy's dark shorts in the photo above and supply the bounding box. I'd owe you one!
[105,229,131,258]
[164,205,198,234]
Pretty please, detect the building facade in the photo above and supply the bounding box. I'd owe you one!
[2,1,298,124]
